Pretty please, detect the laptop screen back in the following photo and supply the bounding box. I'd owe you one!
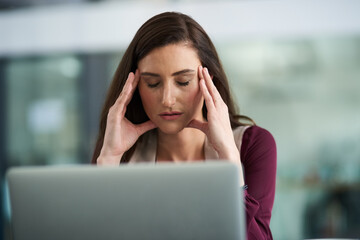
[7,162,245,240]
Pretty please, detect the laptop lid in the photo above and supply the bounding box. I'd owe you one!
[7,162,245,240]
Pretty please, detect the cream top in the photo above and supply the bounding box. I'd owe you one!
[129,126,250,163]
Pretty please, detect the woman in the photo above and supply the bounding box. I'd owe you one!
[92,12,276,239]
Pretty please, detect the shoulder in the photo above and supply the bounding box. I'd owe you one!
[242,125,276,147]
[238,125,277,166]
[232,125,275,147]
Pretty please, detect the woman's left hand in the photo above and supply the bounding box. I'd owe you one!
[188,66,244,186]
[187,66,240,164]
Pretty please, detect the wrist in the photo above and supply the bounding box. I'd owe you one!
[218,144,240,163]
[97,150,123,165]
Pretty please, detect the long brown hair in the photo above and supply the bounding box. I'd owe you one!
[91,12,254,164]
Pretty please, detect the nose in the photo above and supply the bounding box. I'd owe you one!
[161,83,176,108]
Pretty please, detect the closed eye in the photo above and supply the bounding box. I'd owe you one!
[177,81,190,86]
[147,82,160,88]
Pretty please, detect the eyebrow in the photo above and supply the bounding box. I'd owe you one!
[141,69,195,77]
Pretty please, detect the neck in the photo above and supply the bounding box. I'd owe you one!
[156,128,206,162]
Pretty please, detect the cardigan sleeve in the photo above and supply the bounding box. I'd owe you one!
[240,126,277,240]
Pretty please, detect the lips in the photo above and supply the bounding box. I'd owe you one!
[159,111,183,120]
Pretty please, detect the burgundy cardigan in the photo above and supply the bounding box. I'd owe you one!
[241,126,277,240]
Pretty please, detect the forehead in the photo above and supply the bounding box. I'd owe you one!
[138,43,201,74]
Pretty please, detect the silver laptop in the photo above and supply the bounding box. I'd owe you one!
[6,162,245,240]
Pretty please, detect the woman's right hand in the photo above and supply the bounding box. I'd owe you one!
[97,70,157,165]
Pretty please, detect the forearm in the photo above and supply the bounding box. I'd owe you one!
[245,191,273,240]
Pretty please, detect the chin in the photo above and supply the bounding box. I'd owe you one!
[156,122,186,135]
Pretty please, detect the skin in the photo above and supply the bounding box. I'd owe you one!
[137,43,205,162]
[97,43,244,186]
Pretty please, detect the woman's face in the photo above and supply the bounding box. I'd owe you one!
[138,43,204,134]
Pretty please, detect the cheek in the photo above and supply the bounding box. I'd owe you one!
[185,84,203,109]
[193,83,203,102]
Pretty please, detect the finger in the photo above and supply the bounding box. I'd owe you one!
[198,65,204,81]
[202,67,223,106]
[124,69,140,106]
[116,72,138,116]
[199,78,216,111]
[107,73,132,120]
[106,71,138,123]
[114,72,134,106]
[187,119,208,134]
[130,69,140,92]
[136,120,157,136]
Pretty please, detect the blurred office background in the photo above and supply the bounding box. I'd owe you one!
[1,0,360,239]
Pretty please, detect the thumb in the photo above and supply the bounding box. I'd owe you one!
[187,119,208,133]
[136,120,157,136]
